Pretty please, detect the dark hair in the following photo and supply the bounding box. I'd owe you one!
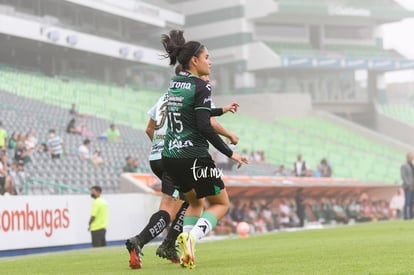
[161,30,204,70]
[91,185,102,193]
[83,139,91,145]
[175,64,183,75]
[49,129,55,134]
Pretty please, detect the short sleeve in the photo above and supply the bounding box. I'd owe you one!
[147,102,157,120]
[90,200,98,216]
[194,81,212,111]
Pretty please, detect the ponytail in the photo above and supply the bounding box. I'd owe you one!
[161,29,205,70]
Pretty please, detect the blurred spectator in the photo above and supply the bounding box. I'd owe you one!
[8,132,19,150]
[246,202,258,224]
[123,156,139,172]
[346,197,361,221]
[260,204,274,231]
[47,129,65,159]
[401,152,414,219]
[79,139,91,160]
[319,158,332,177]
[69,103,78,116]
[66,118,82,135]
[214,210,235,235]
[0,154,7,194]
[0,121,7,150]
[259,151,266,162]
[293,154,307,177]
[24,129,38,151]
[252,151,261,163]
[331,198,349,224]
[390,189,404,220]
[274,164,289,176]
[231,201,249,223]
[106,124,121,142]
[251,150,265,163]
[278,199,293,227]
[14,142,32,171]
[69,103,89,118]
[39,142,48,153]
[358,198,373,222]
[313,167,322,178]
[0,154,16,195]
[213,193,393,235]
[295,188,305,227]
[92,150,104,166]
[378,200,391,221]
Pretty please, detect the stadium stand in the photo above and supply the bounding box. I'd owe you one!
[217,114,402,183]
[0,89,152,195]
[377,104,414,125]
[0,65,405,187]
[0,65,161,128]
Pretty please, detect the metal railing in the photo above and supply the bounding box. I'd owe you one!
[24,178,89,195]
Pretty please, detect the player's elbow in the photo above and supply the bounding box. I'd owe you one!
[145,127,153,140]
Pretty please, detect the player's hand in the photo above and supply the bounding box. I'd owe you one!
[231,152,248,169]
[223,102,239,114]
[228,133,239,145]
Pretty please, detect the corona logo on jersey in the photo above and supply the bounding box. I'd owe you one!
[0,203,70,237]
[169,80,191,90]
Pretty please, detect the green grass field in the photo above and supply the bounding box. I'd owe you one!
[2,221,414,275]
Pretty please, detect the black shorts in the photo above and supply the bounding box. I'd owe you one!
[51,154,61,159]
[162,156,225,199]
[150,159,182,200]
[91,228,106,247]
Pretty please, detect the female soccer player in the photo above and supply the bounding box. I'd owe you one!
[125,67,240,269]
[161,30,248,269]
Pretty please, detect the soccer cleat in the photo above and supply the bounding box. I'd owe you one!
[156,241,180,264]
[177,233,196,269]
[125,237,142,269]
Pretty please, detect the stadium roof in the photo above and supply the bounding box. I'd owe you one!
[63,0,184,27]
[274,0,414,22]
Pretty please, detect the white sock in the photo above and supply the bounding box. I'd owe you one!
[183,225,194,233]
[190,218,212,241]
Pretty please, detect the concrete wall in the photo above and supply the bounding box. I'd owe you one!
[316,111,414,153]
[214,93,313,120]
[375,111,414,148]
